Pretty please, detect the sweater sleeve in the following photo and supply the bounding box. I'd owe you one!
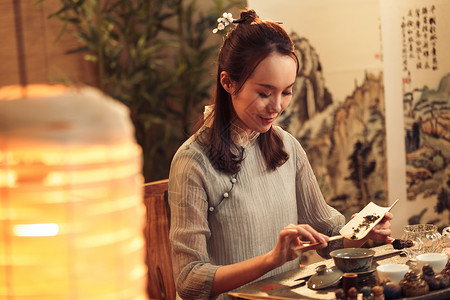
[290,134,345,258]
[168,147,219,299]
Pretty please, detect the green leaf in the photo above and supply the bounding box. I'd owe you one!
[53,20,69,43]
[30,0,46,9]
[48,3,72,18]
[65,45,90,54]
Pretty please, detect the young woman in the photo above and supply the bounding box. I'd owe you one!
[168,9,393,299]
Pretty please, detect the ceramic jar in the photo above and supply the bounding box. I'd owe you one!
[399,270,429,297]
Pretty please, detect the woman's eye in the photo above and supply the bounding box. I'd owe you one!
[259,92,270,98]
[283,91,293,96]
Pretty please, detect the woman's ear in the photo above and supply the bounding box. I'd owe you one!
[220,71,234,94]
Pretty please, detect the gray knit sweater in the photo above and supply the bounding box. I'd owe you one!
[168,125,345,299]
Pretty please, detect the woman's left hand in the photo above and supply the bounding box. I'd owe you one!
[365,211,394,243]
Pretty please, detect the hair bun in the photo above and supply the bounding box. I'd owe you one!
[238,9,258,24]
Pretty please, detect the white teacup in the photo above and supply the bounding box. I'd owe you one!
[377,264,409,284]
[416,253,448,273]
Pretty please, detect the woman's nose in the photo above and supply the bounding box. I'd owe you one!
[267,94,282,113]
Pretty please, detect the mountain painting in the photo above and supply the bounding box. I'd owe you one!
[279,33,387,219]
[247,0,388,221]
[403,74,450,227]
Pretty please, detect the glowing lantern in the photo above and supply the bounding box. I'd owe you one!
[0,85,147,299]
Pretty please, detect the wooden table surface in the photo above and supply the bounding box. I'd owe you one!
[230,245,450,300]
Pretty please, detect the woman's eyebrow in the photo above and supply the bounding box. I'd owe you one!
[256,82,295,90]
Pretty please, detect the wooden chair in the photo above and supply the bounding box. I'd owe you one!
[144,179,176,300]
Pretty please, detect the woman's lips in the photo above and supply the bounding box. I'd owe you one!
[259,116,276,125]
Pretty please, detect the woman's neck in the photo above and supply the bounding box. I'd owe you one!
[230,121,259,147]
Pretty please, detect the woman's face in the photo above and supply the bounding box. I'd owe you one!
[227,53,297,134]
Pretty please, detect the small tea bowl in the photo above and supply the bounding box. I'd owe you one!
[330,248,375,273]
[416,253,448,273]
[377,263,409,284]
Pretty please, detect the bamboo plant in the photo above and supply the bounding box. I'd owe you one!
[38,0,243,181]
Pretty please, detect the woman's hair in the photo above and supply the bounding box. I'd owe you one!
[196,9,299,174]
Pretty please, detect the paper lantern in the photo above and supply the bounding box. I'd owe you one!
[0,85,148,299]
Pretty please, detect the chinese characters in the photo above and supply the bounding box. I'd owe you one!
[401,5,438,84]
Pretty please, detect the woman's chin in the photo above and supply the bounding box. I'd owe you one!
[239,119,273,133]
[253,124,272,133]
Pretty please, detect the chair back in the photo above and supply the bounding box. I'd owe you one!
[144,179,176,300]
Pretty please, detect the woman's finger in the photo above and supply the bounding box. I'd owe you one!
[295,225,329,246]
[383,212,394,220]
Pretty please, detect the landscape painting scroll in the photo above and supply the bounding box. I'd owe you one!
[381,0,450,234]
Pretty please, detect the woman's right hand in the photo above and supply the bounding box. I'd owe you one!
[211,224,329,295]
[268,224,329,268]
